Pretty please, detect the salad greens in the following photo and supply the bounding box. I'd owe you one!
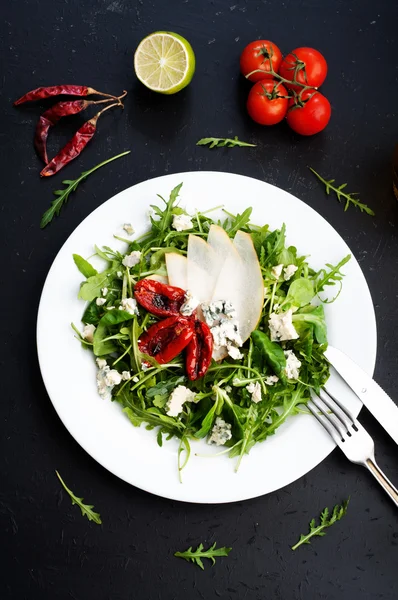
[73,183,350,476]
[292,498,349,550]
[174,542,232,569]
[55,471,102,525]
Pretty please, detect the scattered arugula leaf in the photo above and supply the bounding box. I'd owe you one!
[174,542,232,569]
[40,151,130,228]
[309,167,375,216]
[197,136,256,149]
[292,498,349,550]
[55,471,102,525]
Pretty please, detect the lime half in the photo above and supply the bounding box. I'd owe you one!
[134,31,195,94]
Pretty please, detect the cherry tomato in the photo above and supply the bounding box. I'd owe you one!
[240,40,283,82]
[286,90,331,136]
[247,80,289,125]
[279,47,327,90]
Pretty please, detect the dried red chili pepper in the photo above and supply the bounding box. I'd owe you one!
[185,320,213,380]
[134,279,186,318]
[35,98,113,164]
[40,102,122,177]
[138,316,195,364]
[14,85,116,106]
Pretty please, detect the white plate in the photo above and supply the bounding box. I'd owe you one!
[37,171,377,504]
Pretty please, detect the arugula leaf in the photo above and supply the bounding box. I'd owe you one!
[286,278,315,308]
[73,254,98,278]
[40,151,131,228]
[123,406,184,436]
[265,384,307,437]
[78,267,118,302]
[292,305,327,344]
[277,245,297,265]
[175,542,232,570]
[261,225,287,265]
[197,136,256,149]
[309,167,375,216]
[314,254,351,303]
[224,207,252,235]
[251,330,286,376]
[151,183,183,239]
[82,299,102,325]
[146,376,186,401]
[292,499,349,550]
[93,310,134,356]
[55,471,102,525]
[194,400,219,439]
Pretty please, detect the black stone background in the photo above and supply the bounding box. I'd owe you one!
[1,0,398,598]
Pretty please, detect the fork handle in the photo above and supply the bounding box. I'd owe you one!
[366,459,398,507]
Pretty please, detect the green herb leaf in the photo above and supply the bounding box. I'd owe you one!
[223,207,253,235]
[73,254,98,278]
[292,498,349,550]
[314,254,351,303]
[197,136,256,149]
[285,278,315,308]
[251,330,286,377]
[40,151,131,228]
[93,309,134,356]
[292,305,327,344]
[309,167,375,216]
[78,267,118,302]
[174,542,232,570]
[82,299,102,325]
[55,471,102,525]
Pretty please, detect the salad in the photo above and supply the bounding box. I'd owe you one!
[73,183,350,479]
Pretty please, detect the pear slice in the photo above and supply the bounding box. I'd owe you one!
[144,273,169,285]
[187,234,218,304]
[165,253,188,289]
[232,230,264,341]
[207,224,240,278]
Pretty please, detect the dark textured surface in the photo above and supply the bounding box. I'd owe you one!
[1,0,398,598]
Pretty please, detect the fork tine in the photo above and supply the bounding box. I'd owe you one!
[308,397,342,445]
[311,392,348,441]
[323,386,356,424]
[319,388,352,433]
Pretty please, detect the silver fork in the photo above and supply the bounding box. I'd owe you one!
[308,388,398,507]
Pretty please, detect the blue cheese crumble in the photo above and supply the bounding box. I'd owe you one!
[122,250,142,268]
[119,297,139,315]
[172,214,193,232]
[96,365,122,401]
[82,323,96,343]
[283,264,298,281]
[284,350,301,379]
[180,290,199,316]
[268,309,299,342]
[166,385,197,417]
[208,417,232,446]
[202,300,242,359]
[246,381,262,403]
